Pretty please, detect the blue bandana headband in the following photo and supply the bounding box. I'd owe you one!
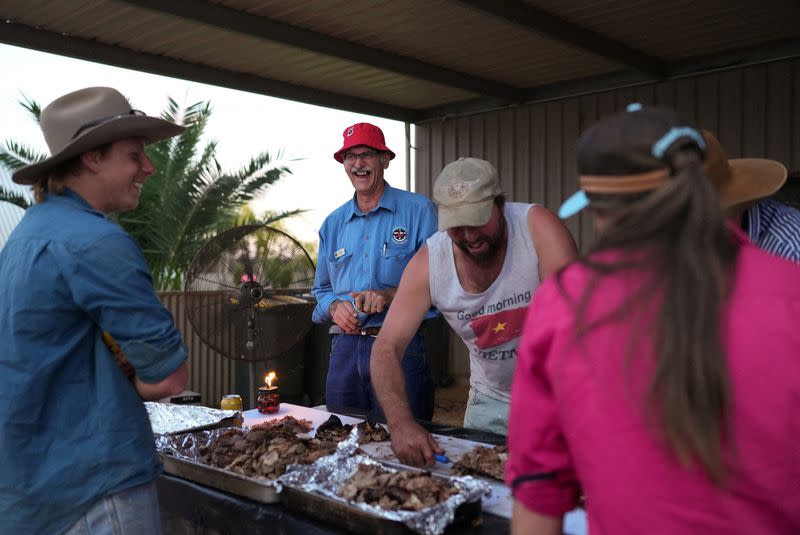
[652,127,706,158]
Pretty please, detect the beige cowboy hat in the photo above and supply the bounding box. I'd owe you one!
[702,130,787,209]
[12,87,185,185]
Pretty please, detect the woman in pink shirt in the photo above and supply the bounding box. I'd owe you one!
[506,106,800,534]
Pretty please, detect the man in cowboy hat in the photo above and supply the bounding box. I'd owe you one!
[312,122,438,421]
[703,131,800,262]
[0,87,189,534]
[370,157,578,466]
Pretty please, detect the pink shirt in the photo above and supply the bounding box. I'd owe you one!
[506,237,800,534]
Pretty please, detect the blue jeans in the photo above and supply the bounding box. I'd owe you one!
[64,481,162,535]
[463,387,509,435]
[325,332,435,421]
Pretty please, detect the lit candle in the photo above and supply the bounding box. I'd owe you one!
[257,371,280,414]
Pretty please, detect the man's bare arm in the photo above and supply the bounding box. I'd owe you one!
[528,206,579,280]
[511,500,563,535]
[371,246,443,466]
[134,361,188,401]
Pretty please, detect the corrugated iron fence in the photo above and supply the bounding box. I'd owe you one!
[158,291,235,407]
[415,58,800,253]
[414,58,800,382]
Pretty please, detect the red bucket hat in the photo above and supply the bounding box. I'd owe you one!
[333,122,395,163]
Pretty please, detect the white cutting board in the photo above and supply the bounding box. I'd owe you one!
[243,404,511,518]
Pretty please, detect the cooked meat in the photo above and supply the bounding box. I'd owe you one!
[198,418,337,479]
[356,420,391,443]
[450,445,508,481]
[315,415,391,443]
[315,415,353,442]
[338,464,459,512]
[250,415,313,435]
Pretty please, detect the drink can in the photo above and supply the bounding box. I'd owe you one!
[220,394,243,411]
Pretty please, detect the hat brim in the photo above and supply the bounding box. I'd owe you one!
[333,146,396,163]
[12,116,186,185]
[558,190,590,219]
[437,199,494,231]
[718,158,787,209]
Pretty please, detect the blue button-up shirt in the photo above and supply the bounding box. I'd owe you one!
[313,182,438,328]
[0,189,187,534]
[746,199,800,262]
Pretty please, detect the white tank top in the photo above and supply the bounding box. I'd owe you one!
[428,202,540,402]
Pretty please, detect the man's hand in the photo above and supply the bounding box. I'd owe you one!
[330,299,361,333]
[389,419,444,467]
[350,289,395,315]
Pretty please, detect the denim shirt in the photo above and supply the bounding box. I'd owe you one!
[312,182,439,328]
[0,189,187,534]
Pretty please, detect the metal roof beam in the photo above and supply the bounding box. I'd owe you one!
[416,38,800,122]
[118,0,525,103]
[455,0,668,78]
[0,21,421,122]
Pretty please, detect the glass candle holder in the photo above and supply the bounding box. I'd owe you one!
[256,386,280,414]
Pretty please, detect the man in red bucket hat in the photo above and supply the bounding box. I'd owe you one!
[313,122,439,422]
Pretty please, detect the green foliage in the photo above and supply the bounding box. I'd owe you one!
[0,185,31,209]
[115,97,301,290]
[0,94,305,290]
[0,96,46,208]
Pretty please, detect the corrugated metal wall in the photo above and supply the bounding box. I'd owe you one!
[0,170,32,250]
[158,291,236,407]
[0,201,25,250]
[414,58,800,381]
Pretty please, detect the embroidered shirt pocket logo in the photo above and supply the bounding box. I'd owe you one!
[391,227,408,243]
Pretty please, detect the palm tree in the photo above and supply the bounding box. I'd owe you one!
[0,95,303,290]
[0,96,43,209]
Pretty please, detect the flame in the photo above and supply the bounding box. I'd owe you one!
[264,371,277,388]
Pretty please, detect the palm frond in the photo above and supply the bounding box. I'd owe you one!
[0,140,48,170]
[0,186,32,209]
[258,209,306,225]
[19,95,42,125]
[113,96,300,290]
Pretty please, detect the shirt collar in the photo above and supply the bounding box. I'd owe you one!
[45,188,106,218]
[346,180,397,219]
[745,201,762,243]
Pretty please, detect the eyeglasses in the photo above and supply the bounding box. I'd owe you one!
[71,109,146,140]
[342,150,382,162]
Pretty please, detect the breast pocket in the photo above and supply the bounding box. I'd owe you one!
[326,249,354,291]
[377,242,414,286]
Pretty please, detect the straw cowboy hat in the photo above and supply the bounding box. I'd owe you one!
[702,130,787,209]
[12,87,185,185]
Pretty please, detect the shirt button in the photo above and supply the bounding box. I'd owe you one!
[364,253,368,257]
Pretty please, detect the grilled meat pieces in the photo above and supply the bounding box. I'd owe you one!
[451,445,507,481]
[339,464,459,511]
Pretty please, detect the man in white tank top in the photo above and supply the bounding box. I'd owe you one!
[371,157,578,467]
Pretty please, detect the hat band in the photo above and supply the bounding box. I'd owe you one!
[71,109,145,140]
[580,168,670,194]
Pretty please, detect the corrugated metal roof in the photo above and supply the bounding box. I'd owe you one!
[0,0,798,120]
[224,0,621,87]
[528,0,800,60]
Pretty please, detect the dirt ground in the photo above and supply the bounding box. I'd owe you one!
[431,383,469,427]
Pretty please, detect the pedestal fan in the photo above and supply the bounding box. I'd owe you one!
[183,225,316,408]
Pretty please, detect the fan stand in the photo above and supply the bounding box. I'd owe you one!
[246,309,258,408]
[244,284,263,409]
